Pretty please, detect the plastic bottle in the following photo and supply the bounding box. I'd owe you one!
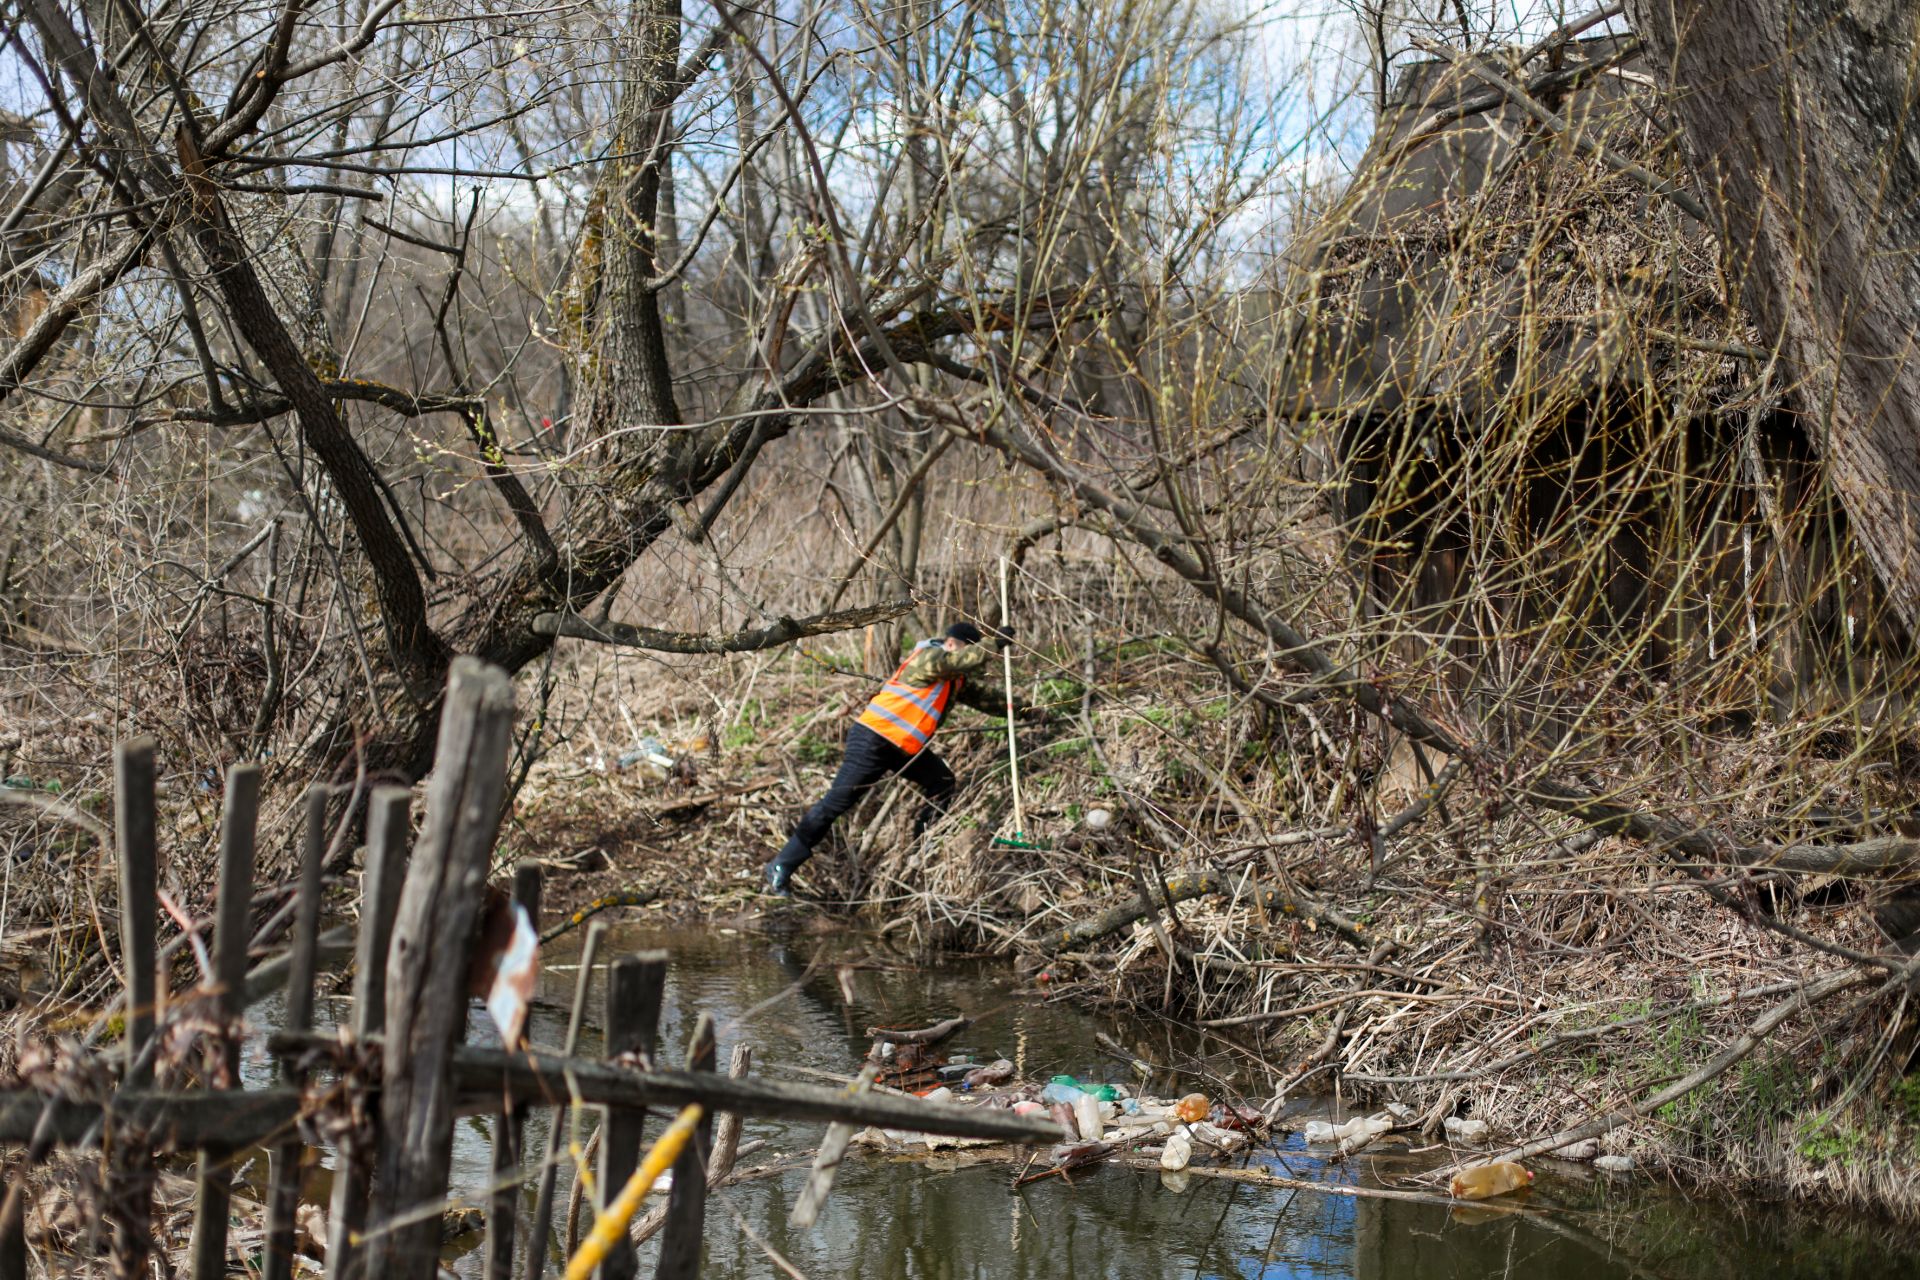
[1303,1113,1392,1144]
[964,1059,1015,1088]
[1074,1092,1104,1142]
[1049,1101,1077,1139]
[1039,1081,1083,1106]
[923,1086,954,1105]
[1443,1116,1490,1145]
[1173,1093,1210,1124]
[1160,1129,1193,1172]
[1011,1100,1048,1119]
[1448,1161,1533,1201]
[1079,1082,1121,1102]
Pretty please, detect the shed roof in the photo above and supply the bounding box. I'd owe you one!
[1289,37,1751,425]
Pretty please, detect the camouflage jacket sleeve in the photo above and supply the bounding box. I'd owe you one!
[897,641,994,686]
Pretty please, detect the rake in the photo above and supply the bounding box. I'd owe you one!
[990,556,1050,851]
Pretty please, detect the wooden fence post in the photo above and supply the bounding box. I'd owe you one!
[521,921,606,1280]
[113,738,159,1081]
[262,784,329,1280]
[653,1013,714,1280]
[369,658,516,1280]
[188,761,260,1280]
[597,952,667,1280]
[485,860,543,1280]
[109,736,158,1280]
[0,1160,25,1280]
[326,784,413,1280]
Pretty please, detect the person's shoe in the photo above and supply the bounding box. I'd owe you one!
[762,863,793,897]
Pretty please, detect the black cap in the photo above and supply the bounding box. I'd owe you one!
[945,622,983,645]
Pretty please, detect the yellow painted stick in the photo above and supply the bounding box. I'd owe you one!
[564,1103,704,1280]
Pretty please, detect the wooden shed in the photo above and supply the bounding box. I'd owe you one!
[1283,36,1912,727]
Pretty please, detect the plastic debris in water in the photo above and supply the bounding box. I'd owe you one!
[1160,1129,1192,1172]
[1074,1093,1104,1141]
[1039,1081,1083,1106]
[964,1058,1015,1088]
[1448,1161,1534,1201]
[1443,1115,1491,1145]
[1302,1112,1392,1144]
[1173,1093,1210,1124]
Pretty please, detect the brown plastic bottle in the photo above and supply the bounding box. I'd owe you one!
[1449,1161,1533,1201]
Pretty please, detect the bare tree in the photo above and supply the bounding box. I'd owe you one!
[1624,1,1920,631]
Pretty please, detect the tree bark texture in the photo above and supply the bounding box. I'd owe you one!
[1627,0,1920,630]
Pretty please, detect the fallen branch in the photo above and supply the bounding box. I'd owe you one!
[789,1060,878,1227]
[865,1016,969,1046]
[1342,977,1813,1086]
[1048,869,1365,952]
[533,598,915,654]
[1487,966,1873,1167]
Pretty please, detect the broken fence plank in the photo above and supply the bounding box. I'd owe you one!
[326,785,411,1280]
[522,921,606,1280]
[109,742,158,1280]
[0,1091,302,1149]
[262,784,328,1280]
[371,657,517,1280]
[655,1012,715,1279]
[266,1032,1059,1141]
[188,762,261,1280]
[597,951,666,1280]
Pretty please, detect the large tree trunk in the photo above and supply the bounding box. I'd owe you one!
[1626,1,1920,630]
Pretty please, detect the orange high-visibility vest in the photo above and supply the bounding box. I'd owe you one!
[857,641,959,754]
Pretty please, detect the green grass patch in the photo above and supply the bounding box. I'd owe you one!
[794,734,838,766]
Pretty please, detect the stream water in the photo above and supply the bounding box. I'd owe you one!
[245,921,1920,1279]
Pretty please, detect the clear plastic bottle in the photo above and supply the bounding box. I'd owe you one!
[1074,1092,1104,1141]
[1304,1112,1392,1144]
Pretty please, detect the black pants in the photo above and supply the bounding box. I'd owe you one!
[771,724,955,874]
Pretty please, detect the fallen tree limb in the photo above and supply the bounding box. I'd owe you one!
[1048,869,1364,951]
[1111,1156,1472,1209]
[865,1016,969,1046]
[1342,977,1812,1086]
[789,1060,878,1227]
[533,598,914,654]
[269,1031,1058,1142]
[1486,966,1873,1168]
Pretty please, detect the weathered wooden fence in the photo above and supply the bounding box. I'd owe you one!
[0,657,1052,1280]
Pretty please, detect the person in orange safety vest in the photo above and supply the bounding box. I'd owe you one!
[764,621,1009,896]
